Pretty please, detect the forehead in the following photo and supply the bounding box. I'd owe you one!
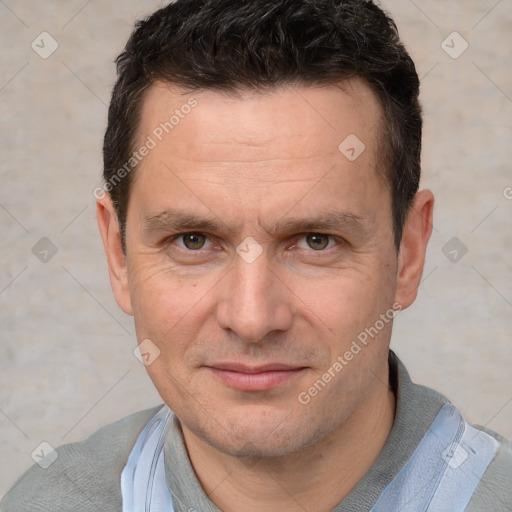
[129,79,390,237]
[137,79,384,168]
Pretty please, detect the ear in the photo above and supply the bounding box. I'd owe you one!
[394,189,434,309]
[96,195,133,315]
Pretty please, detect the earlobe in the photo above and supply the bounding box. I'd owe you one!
[394,189,434,309]
[96,196,133,315]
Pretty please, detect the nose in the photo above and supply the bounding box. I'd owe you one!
[216,248,294,343]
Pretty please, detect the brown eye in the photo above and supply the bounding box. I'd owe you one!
[182,233,206,250]
[306,233,330,250]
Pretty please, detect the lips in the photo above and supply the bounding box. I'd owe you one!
[206,363,306,391]
[210,363,301,373]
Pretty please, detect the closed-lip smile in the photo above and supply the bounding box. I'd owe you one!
[206,363,306,391]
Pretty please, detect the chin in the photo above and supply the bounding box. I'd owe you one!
[188,405,338,461]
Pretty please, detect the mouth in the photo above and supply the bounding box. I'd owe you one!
[205,363,307,392]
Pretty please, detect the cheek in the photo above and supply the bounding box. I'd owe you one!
[306,266,392,332]
[128,268,205,397]
[127,258,199,341]
[305,268,396,379]
[301,269,396,406]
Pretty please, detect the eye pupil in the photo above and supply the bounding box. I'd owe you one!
[183,233,205,250]
[306,233,329,250]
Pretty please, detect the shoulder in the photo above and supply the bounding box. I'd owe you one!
[466,424,512,511]
[0,405,163,512]
[391,352,512,509]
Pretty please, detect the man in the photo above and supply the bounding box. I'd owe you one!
[2,0,511,510]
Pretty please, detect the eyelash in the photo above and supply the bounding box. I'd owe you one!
[166,232,342,253]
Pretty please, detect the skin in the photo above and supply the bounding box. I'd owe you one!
[98,79,433,511]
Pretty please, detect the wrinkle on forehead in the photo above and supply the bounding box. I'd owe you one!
[136,78,383,164]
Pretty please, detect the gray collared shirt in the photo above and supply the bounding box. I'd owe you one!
[2,351,511,511]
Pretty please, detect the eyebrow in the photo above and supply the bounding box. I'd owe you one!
[144,210,225,233]
[268,211,368,236]
[143,209,368,237]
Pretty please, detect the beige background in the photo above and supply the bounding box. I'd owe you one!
[0,0,511,497]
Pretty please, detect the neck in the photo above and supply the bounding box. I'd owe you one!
[182,364,396,512]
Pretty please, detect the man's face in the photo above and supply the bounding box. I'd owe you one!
[109,80,404,457]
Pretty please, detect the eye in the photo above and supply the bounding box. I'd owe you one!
[175,232,210,250]
[296,233,336,251]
